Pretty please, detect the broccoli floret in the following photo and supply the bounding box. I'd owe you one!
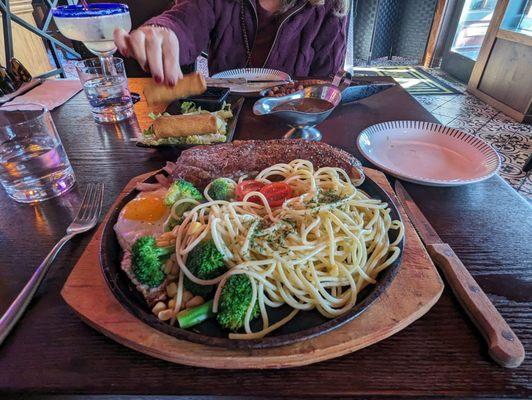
[131,236,173,288]
[217,274,259,332]
[184,240,226,296]
[208,177,236,201]
[164,179,203,207]
[175,275,259,331]
[164,215,184,232]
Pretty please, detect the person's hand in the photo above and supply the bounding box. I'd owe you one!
[114,26,183,86]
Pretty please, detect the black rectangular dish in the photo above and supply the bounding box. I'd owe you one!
[169,86,230,112]
[136,94,244,149]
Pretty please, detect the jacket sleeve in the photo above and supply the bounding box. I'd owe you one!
[309,10,348,77]
[143,0,216,66]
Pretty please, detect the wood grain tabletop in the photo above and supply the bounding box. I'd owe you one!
[0,77,530,398]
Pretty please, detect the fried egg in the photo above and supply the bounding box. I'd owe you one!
[114,189,170,250]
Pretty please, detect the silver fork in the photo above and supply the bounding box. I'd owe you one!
[0,183,104,345]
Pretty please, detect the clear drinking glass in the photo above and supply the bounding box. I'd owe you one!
[52,3,131,77]
[76,58,134,123]
[0,104,75,203]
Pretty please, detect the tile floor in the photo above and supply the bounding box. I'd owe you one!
[412,68,531,200]
[352,56,420,67]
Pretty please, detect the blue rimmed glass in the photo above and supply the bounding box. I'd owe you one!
[52,3,131,76]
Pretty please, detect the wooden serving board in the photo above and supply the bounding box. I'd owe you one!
[61,168,444,369]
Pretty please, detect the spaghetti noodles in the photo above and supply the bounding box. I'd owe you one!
[169,159,404,339]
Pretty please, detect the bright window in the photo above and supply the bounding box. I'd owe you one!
[450,0,498,60]
[502,0,532,36]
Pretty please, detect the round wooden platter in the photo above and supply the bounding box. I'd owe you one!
[61,168,444,369]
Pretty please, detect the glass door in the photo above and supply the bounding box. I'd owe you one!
[501,0,532,35]
[441,0,498,82]
[467,0,532,122]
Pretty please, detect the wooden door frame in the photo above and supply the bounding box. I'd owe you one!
[467,0,509,88]
[421,0,531,122]
[422,0,451,67]
[467,0,532,122]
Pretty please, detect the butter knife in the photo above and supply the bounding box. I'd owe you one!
[395,181,525,368]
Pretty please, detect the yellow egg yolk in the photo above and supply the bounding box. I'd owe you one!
[122,194,167,222]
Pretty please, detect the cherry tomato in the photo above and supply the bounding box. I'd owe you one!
[235,180,265,202]
[260,182,292,207]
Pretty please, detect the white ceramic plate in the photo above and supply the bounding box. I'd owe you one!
[357,120,501,186]
[211,68,291,94]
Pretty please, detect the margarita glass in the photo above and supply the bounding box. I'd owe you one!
[53,3,131,76]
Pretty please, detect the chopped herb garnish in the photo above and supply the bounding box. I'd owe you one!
[318,189,342,204]
[250,219,295,253]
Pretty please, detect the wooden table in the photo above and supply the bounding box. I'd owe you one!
[0,78,530,398]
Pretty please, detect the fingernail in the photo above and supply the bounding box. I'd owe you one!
[168,80,176,86]
[154,75,162,84]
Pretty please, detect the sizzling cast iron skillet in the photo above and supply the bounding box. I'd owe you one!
[100,170,404,349]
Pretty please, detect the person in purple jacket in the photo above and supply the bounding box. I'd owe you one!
[113,0,349,86]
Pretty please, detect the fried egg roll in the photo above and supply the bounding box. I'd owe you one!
[152,114,218,138]
[144,72,207,107]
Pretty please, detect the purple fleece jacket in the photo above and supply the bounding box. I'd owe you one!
[145,0,347,77]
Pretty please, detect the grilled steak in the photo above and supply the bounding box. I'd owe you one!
[169,139,364,187]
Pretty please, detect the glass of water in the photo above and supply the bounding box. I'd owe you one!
[0,104,75,203]
[76,57,133,123]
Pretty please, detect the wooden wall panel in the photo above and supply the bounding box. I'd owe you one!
[478,38,532,114]
[0,0,53,76]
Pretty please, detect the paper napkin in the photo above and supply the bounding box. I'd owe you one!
[5,79,82,110]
